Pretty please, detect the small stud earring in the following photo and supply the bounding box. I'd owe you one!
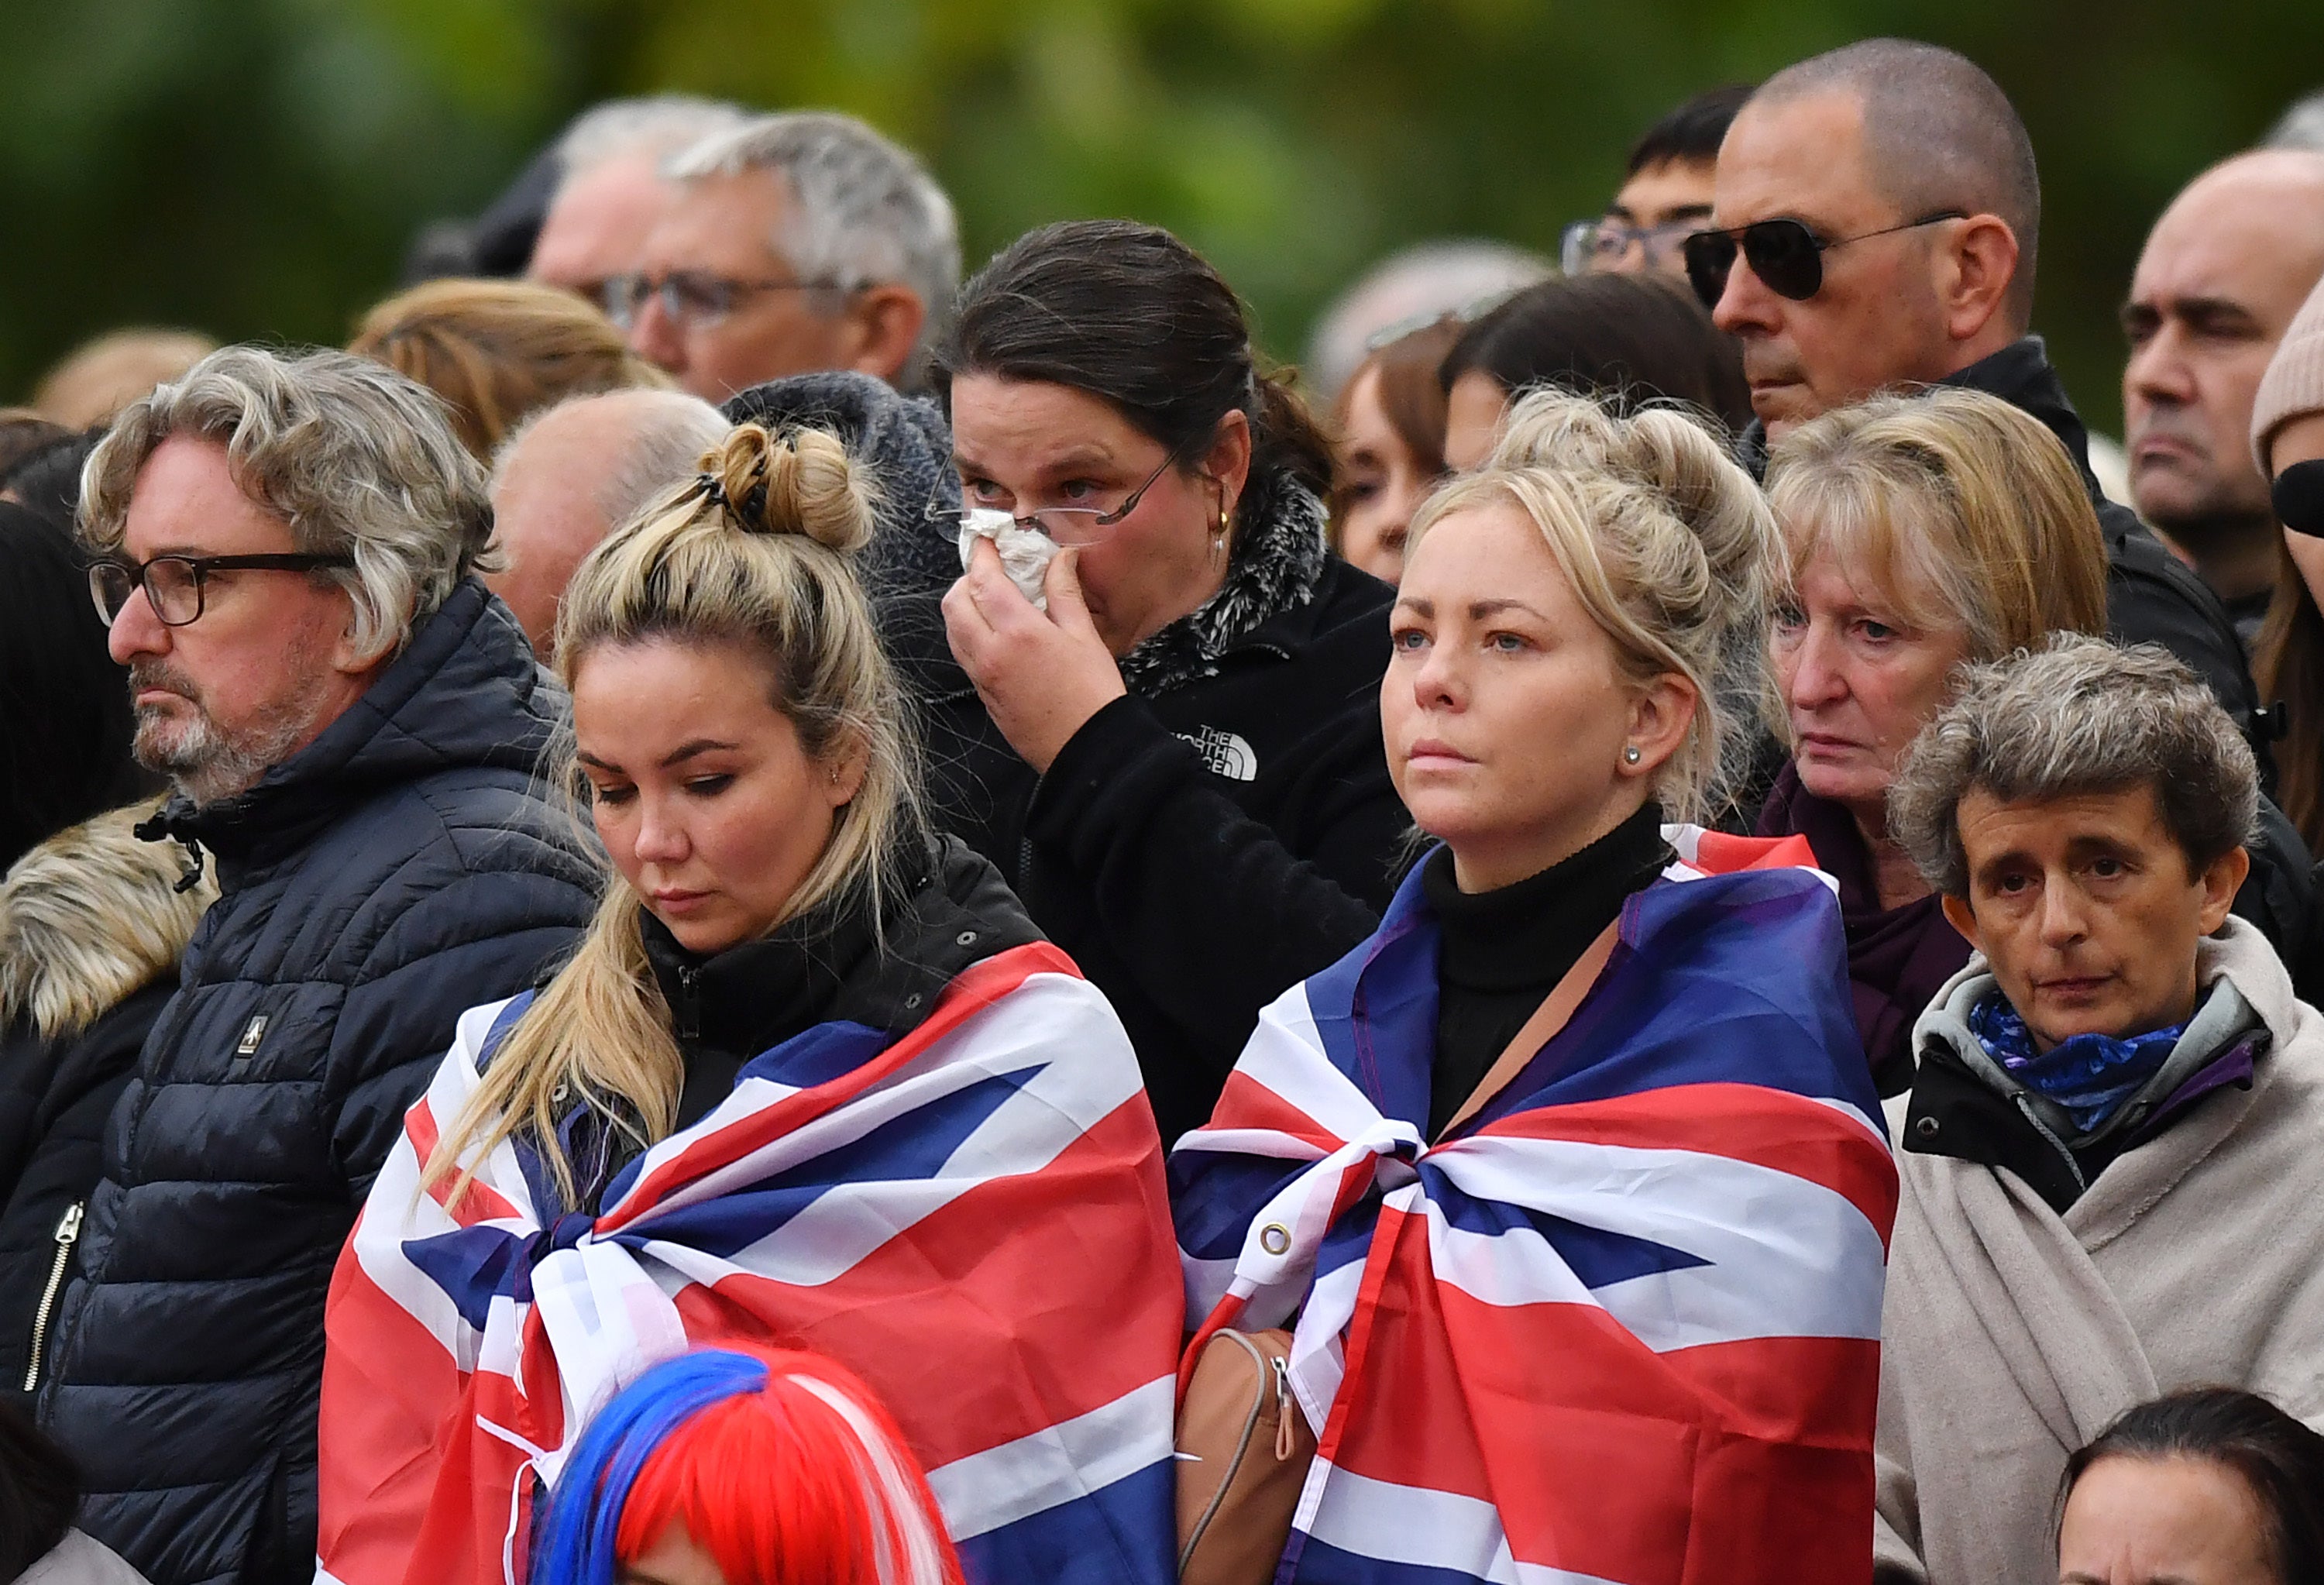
[1624,744,1642,765]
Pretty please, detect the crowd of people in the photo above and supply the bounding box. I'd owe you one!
[4,32,2324,1585]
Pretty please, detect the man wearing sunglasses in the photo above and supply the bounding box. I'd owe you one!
[621,110,957,402]
[1700,38,2264,743]
[36,347,598,1585]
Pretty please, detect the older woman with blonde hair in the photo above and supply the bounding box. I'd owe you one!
[349,277,670,460]
[316,424,1183,1585]
[1755,387,2111,1091]
[1172,390,1894,1584]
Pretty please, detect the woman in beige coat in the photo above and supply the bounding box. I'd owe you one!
[1871,634,2324,1584]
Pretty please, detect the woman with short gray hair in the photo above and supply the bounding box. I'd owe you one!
[1889,634,2260,902]
[1868,632,2324,1585]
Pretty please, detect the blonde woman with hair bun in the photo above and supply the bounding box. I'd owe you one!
[317,423,1185,1585]
[1171,390,1894,1583]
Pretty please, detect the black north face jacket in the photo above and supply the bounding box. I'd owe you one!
[37,580,599,1585]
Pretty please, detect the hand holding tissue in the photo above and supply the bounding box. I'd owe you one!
[957,507,1062,609]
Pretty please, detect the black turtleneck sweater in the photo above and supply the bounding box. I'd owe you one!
[1424,803,1672,1137]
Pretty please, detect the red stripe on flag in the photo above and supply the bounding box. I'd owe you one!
[408,1098,521,1226]
[1690,829,1822,875]
[320,1233,545,1585]
[610,944,1083,1224]
[1201,1068,1349,1156]
[1322,1212,1879,1583]
[1479,1082,1899,1244]
[669,1093,1182,1473]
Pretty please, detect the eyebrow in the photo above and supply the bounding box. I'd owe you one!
[2125,294,2264,333]
[1390,597,1552,621]
[574,738,739,773]
[953,445,1116,478]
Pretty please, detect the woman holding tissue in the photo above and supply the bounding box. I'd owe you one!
[933,219,1406,1145]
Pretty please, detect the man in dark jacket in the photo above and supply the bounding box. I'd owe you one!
[1703,38,2257,724]
[1701,39,2314,949]
[36,347,598,1585]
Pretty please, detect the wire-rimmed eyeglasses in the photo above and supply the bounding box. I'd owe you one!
[926,447,1189,548]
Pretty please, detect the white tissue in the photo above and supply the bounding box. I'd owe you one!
[957,507,1062,609]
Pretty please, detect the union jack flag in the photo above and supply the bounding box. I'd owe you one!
[1170,830,1899,1583]
[316,942,1182,1585]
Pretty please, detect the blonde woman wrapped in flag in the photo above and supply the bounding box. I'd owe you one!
[1171,393,1898,1585]
[316,423,1184,1585]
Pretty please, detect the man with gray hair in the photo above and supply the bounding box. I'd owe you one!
[486,386,730,655]
[38,346,598,1585]
[1700,39,2258,725]
[525,92,751,310]
[1871,634,2324,1582]
[619,110,958,399]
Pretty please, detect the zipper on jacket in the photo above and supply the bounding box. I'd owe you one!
[673,965,702,1040]
[22,1200,84,1393]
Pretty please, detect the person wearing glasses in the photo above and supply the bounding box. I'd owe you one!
[34,346,598,1585]
[1697,39,2260,735]
[1559,83,1755,280]
[617,111,958,402]
[524,94,751,311]
[930,219,1408,1145]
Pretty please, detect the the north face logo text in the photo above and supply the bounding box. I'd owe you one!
[1178,725,1258,782]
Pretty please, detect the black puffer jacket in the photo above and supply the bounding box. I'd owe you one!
[0,805,214,1411]
[723,374,1405,1146]
[37,580,600,1585]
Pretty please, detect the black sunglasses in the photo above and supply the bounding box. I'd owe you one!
[1682,211,1968,308]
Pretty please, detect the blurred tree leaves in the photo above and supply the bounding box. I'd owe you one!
[0,0,2318,431]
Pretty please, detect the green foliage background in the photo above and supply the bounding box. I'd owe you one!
[1,0,2319,432]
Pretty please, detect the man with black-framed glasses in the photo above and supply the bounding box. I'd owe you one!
[624,110,958,401]
[36,346,597,1585]
[1703,39,2267,755]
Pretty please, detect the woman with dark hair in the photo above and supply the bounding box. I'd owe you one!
[1328,315,1463,583]
[2058,1388,2324,1585]
[933,218,1407,1143]
[0,505,148,875]
[1439,272,1752,469]
[0,431,101,538]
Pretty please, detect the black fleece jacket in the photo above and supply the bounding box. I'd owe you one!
[976,555,1404,1147]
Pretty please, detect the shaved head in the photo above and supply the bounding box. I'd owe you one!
[1755,39,2040,326]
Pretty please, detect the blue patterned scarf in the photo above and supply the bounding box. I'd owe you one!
[1968,994,2186,1135]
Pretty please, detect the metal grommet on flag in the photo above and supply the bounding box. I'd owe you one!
[1260,1223,1291,1256]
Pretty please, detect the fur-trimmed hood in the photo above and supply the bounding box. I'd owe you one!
[0,803,215,1040]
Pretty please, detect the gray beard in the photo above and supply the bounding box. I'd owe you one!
[129,662,330,807]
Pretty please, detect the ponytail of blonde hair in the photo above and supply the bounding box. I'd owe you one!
[425,422,923,1208]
